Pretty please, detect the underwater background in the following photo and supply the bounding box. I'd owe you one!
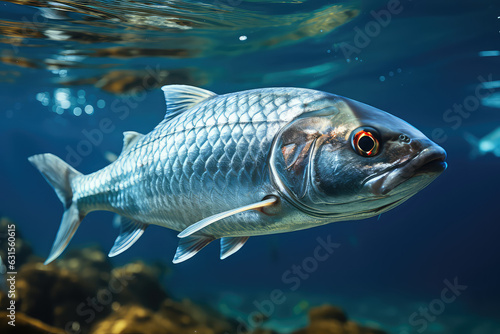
[0,0,500,333]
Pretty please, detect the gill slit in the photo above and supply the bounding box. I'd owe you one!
[269,132,333,219]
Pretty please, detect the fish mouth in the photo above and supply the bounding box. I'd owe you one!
[366,147,447,196]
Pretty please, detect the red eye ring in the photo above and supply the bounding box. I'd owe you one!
[351,128,380,157]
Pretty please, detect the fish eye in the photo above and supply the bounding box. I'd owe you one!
[351,127,380,157]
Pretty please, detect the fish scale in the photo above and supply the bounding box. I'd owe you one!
[29,85,446,264]
[73,87,318,236]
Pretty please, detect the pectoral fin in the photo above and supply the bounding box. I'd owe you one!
[108,215,147,257]
[173,235,215,264]
[177,197,278,238]
[220,237,249,260]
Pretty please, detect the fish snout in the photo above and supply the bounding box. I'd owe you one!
[366,144,447,196]
[407,145,447,178]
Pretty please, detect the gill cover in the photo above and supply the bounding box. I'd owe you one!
[269,111,337,217]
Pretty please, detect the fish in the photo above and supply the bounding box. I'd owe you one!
[464,127,500,158]
[28,85,447,264]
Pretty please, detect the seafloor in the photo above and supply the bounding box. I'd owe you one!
[0,217,387,334]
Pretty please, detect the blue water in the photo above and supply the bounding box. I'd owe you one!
[1,0,500,333]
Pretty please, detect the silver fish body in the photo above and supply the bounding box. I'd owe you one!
[29,85,447,264]
[76,87,323,236]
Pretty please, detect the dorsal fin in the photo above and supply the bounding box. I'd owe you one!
[121,131,144,154]
[161,85,217,119]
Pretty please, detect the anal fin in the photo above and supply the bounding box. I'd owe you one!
[220,237,249,260]
[173,235,214,264]
[109,215,147,257]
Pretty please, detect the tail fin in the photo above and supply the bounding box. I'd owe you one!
[463,132,481,159]
[28,154,84,264]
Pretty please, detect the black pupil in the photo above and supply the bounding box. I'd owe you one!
[358,135,375,152]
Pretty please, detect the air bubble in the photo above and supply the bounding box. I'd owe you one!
[97,99,106,108]
[85,105,94,115]
[60,100,71,109]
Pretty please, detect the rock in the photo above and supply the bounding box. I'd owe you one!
[0,221,388,334]
[0,311,65,334]
[250,311,269,326]
[11,249,171,334]
[157,299,198,327]
[0,290,8,309]
[92,301,239,334]
[111,261,169,310]
[56,246,113,292]
[158,298,238,334]
[15,261,101,332]
[0,217,34,268]
[252,329,279,334]
[90,304,188,334]
[309,304,347,323]
[291,305,387,334]
[292,320,344,334]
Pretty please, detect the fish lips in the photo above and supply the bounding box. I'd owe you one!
[366,147,447,196]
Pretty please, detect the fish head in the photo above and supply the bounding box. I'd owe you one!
[269,94,447,220]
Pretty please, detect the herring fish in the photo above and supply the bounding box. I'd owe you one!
[29,85,447,264]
